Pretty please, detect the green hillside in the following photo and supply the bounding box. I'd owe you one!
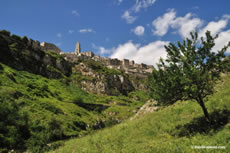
[0,62,148,152]
[1,30,230,153]
[0,30,153,152]
[52,74,230,153]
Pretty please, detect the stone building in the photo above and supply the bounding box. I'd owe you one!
[74,42,94,57]
[40,41,153,74]
[75,42,81,55]
[122,59,130,67]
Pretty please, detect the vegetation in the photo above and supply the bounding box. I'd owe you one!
[52,73,230,153]
[0,98,30,152]
[81,59,122,75]
[0,63,147,152]
[0,30,72,79]
[1,30,229,153]
[149,31,230,122]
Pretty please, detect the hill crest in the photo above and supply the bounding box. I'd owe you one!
[37,41,154,75]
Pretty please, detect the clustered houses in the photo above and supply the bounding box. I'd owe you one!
[33,40,153,74]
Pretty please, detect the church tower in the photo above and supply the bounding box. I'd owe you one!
[75,42,81,54]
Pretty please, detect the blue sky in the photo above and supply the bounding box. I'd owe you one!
[1,0,230,65]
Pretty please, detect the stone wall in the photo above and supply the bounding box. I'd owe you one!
[81,51,94,57]
[28,41,153,75]
[27,40,62,54]
[27,39,41,50]
[60,51,153,74]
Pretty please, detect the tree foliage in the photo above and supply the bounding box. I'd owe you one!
[149,31,230,121]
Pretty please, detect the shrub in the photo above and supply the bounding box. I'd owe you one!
[26,121,50,153]
[27,118,64,153]
[73,96,84,104]
[41,84,49,92]
[11,34,21,41]
[0,100,30,151]
[22,36,28,44]
[0,30,11,36]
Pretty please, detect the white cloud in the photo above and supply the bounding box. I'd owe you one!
[56,42,62,47]
[212,30,230,53]
[132,25,145,36]
[72,10,79,16]
[92,43,113,55]
[110,40,168,65]
[121,11,137,24]
[117,0,123,4]
[152,9,203,38]
[68,30,74,34]
[57,33,62,38]
[197,15,230,53]
[98,47,112,55]
[199,15,230,37]
[121,0,156,24]
[152,9,176,36]
[133,0,157,13]
[171,13,203,38]
[79,28,95,33]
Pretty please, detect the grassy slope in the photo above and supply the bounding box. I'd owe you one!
[53,74,230,153]
[0,63,95,137]
[0,63,147,139]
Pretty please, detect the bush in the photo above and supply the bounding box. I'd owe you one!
[22,36,28,44]
[0,64,3,71]
[73,96,84,104]
[11,34,21,41]
[26,121,50,153]
[40,102,63,114]
[41,84,49,92]
[0,100,30,151]
[108,88,121,96]
[27,118,64,153]
[0,30,11,36]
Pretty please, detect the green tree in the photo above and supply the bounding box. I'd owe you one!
[149,31,230,122]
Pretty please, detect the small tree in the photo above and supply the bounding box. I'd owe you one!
[149,31,230,122]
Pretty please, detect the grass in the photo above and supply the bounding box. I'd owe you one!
[0,63,149,152]
[0,63,95,137]
[52,74,230,153]
[81,59,122,75]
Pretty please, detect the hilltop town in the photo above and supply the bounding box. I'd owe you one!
[39,41,154,75]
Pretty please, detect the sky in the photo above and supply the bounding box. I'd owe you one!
[1,0,230,65]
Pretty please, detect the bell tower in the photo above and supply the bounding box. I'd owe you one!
[75,42,81,54]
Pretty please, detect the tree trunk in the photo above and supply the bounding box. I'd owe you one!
[198,97,210,122]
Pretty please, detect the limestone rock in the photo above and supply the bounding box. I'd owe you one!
[0,32,72,78]
[130,99,159,120]
[40,42,62,54]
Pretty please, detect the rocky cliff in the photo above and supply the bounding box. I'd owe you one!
[70,59,151,96]
[72,60,135,95]
[0,30,72,78]
[0,30,150,96]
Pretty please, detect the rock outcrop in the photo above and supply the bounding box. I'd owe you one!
[0,30,151,95]
[60,42,153,76]
[0,30,72,78]
[40,42,62,54]
[130,99,159,120]
[72,62,135,95]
